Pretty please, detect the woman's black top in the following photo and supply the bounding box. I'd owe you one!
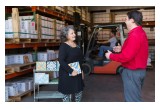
[58,43,84,94]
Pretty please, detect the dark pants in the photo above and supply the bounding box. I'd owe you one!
[121,68,146,102]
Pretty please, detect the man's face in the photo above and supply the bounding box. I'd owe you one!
[125,16,132,29]
[125,16,130,26]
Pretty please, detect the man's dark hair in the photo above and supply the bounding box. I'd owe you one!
[111,29,117,36]
[127,10,143,26]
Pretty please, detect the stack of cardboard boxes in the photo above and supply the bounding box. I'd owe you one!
[56,20,65,40]
[5,77,34,101]
[40,15,55,39]
[5,15,37,39]
[93,12,111,23]
[5,54,33,66]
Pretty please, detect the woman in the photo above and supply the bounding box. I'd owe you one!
[58,25,84,102]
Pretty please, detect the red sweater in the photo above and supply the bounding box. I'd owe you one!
[110,26,148,70]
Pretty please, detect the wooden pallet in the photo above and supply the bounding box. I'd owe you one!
[6,38,39,44]
[9,89,33,102]
[13,38,39,43]
[40,39,49,43]
[6,98,15,102]
[55,39,61,43]
[30,38,40,43]
[55,6,66,14]
[48,39,56,43]
[5,38,15,44]
[14,38,34,43]
[6,62,36,72]
[5,67,14,75]
[147,65,153,69]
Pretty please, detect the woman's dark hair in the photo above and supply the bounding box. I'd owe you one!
[60,25,74,42]
[127,10,143,26]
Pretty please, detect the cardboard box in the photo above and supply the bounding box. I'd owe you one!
[6,83,19,96]
[41,20,45,27]
[37,52,48,61]
[5,20,9,29]
[46,61,57,71]
[5,87,9,101]
[36,61,46,71]
[27,80,33,90]
[5,55,15,65]
[8,19,13,31]
[34,73,49,84]
[14,54,24,64]
[20,20,30,31]
[16,81,28,92]
[56,61,60,71]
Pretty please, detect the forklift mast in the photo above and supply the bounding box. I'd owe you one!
[75,24,88,55]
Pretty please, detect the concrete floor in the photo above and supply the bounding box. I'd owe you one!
[21,68,155,102]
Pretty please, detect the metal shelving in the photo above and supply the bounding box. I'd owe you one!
[33,70,63,101]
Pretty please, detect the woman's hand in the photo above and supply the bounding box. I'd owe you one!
[82,71,84,80]
[71,70,78,76]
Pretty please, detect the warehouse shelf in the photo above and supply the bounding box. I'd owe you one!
[9,89,33,102]
[148,39,155,46]
[142,21,155,27]
[5,42,60,49]
[81,19,91,26]
[5,68,33,80]
[35,78,59,85]
[94,21,154,27]
[34,91,63,99]
[31,6,74,22]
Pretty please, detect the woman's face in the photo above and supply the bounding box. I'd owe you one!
[67,29,76,41]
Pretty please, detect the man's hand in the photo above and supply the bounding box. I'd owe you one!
[105,50,112,59]
[113,43,121,53]
[97,41,102,44]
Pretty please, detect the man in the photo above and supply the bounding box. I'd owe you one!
[97,30,117,59]
[105,10,148,102]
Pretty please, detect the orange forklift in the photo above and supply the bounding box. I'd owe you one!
[82,23,126,75]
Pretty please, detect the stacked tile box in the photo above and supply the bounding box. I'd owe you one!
[37,50,59,61]
[5,15,37,39]
[114,9,155,23]
[55,6,66,13]
[67,6,74,16]
[56,20,65,40]
[5,77,34,98]
[37,14,56,40]
[143,27,155,39]
[81,8,86,21]
[97,29,111,40]
[75,6,81,15]
[139,9,155,21]
[93,12,111,23]
[5,54,33,66]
